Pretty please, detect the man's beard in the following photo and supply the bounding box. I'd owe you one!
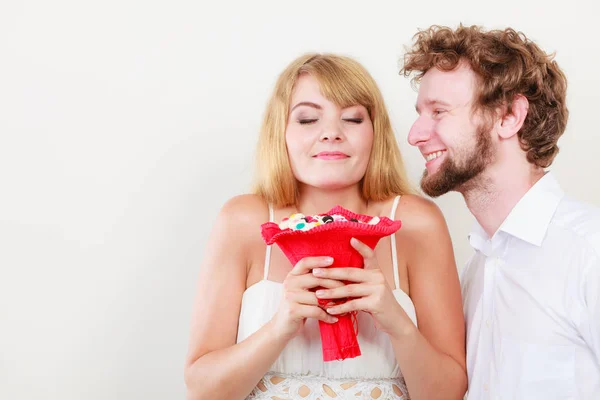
[420,124,493,197]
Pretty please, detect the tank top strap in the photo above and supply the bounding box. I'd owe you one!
[263,204,274,280]
[389,195,401,290]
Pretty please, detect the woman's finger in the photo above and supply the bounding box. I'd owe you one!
[312,266,370,282]
[350,238,378,269]
[315,284,373,300]
[290,256,333,276]
[284,290,319,306]
[294,303,338,323]
[325,298,368,315]
[290,274,346,290]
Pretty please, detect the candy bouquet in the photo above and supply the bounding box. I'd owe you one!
[260,206,402,361]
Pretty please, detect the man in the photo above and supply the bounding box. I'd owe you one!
[401,25,600,399]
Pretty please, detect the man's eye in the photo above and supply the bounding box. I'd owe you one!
[433,110,446,116]
[298,119,318,125]
[343,118,363,124]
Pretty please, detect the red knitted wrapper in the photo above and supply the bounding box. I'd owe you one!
[260,206,402,362]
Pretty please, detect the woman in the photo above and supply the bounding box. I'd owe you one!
[184,53,467,399]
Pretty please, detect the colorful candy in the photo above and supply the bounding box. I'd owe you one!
[279,212,381,231]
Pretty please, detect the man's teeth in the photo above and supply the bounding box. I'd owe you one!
[426,151,444,162]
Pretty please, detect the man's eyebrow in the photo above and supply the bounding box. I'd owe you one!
[415,99,452,114]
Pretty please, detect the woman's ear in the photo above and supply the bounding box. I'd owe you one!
[497,94,529,140]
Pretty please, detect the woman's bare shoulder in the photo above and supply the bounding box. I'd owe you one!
[391,194,456,275]
[218,194,270,225]
[392,194,449,233]
[209,194,272,247]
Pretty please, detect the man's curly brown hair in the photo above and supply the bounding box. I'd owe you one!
[400,25,569,168]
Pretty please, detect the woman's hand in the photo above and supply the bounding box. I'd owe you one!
[270,256,343,341]
[312,238,416,339]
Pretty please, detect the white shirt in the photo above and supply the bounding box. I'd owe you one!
[461,173,600,399]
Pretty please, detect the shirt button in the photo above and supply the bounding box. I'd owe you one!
[486,320,491,328]
[484,383,489,391]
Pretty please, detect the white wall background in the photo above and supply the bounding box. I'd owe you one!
[1,0,598,398]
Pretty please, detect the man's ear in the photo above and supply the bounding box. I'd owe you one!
[497,94,529,139]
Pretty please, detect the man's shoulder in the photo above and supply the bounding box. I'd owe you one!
[552,195,600,256]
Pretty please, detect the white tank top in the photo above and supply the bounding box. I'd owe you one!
[236,196,417,399]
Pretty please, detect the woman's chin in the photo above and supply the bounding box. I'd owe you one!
[302,179,360,191]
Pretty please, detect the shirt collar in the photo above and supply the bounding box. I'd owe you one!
[468,172,565,251]
[468,222,493,256]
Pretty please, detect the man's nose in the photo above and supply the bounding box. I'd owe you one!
[407,116,432,147]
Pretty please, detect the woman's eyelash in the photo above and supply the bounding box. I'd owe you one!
[343,118,363,124]
[297,117,363,124]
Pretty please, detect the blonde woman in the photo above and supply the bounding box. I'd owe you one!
[184,54,467,400]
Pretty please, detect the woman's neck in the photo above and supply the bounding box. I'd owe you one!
[295,184,368,216]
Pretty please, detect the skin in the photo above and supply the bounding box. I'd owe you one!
[184,74,467,400]
[408,63,540,237]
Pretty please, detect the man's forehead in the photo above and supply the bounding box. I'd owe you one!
[418,65,476,103]
[423,64,475,87]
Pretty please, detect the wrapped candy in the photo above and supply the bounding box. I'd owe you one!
[260,205,402,362]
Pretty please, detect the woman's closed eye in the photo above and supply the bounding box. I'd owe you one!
[298,118,318,125]
[342,118,363,124]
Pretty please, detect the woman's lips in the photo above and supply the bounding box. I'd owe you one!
[314,151,349,160]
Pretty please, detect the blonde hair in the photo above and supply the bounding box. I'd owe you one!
[253,53,413,207]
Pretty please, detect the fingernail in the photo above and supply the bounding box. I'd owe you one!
[313,268,323,276]
[329,317,338,323]
[325,257,334,264]
[327,307,339,314]
[315,290,325,297]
